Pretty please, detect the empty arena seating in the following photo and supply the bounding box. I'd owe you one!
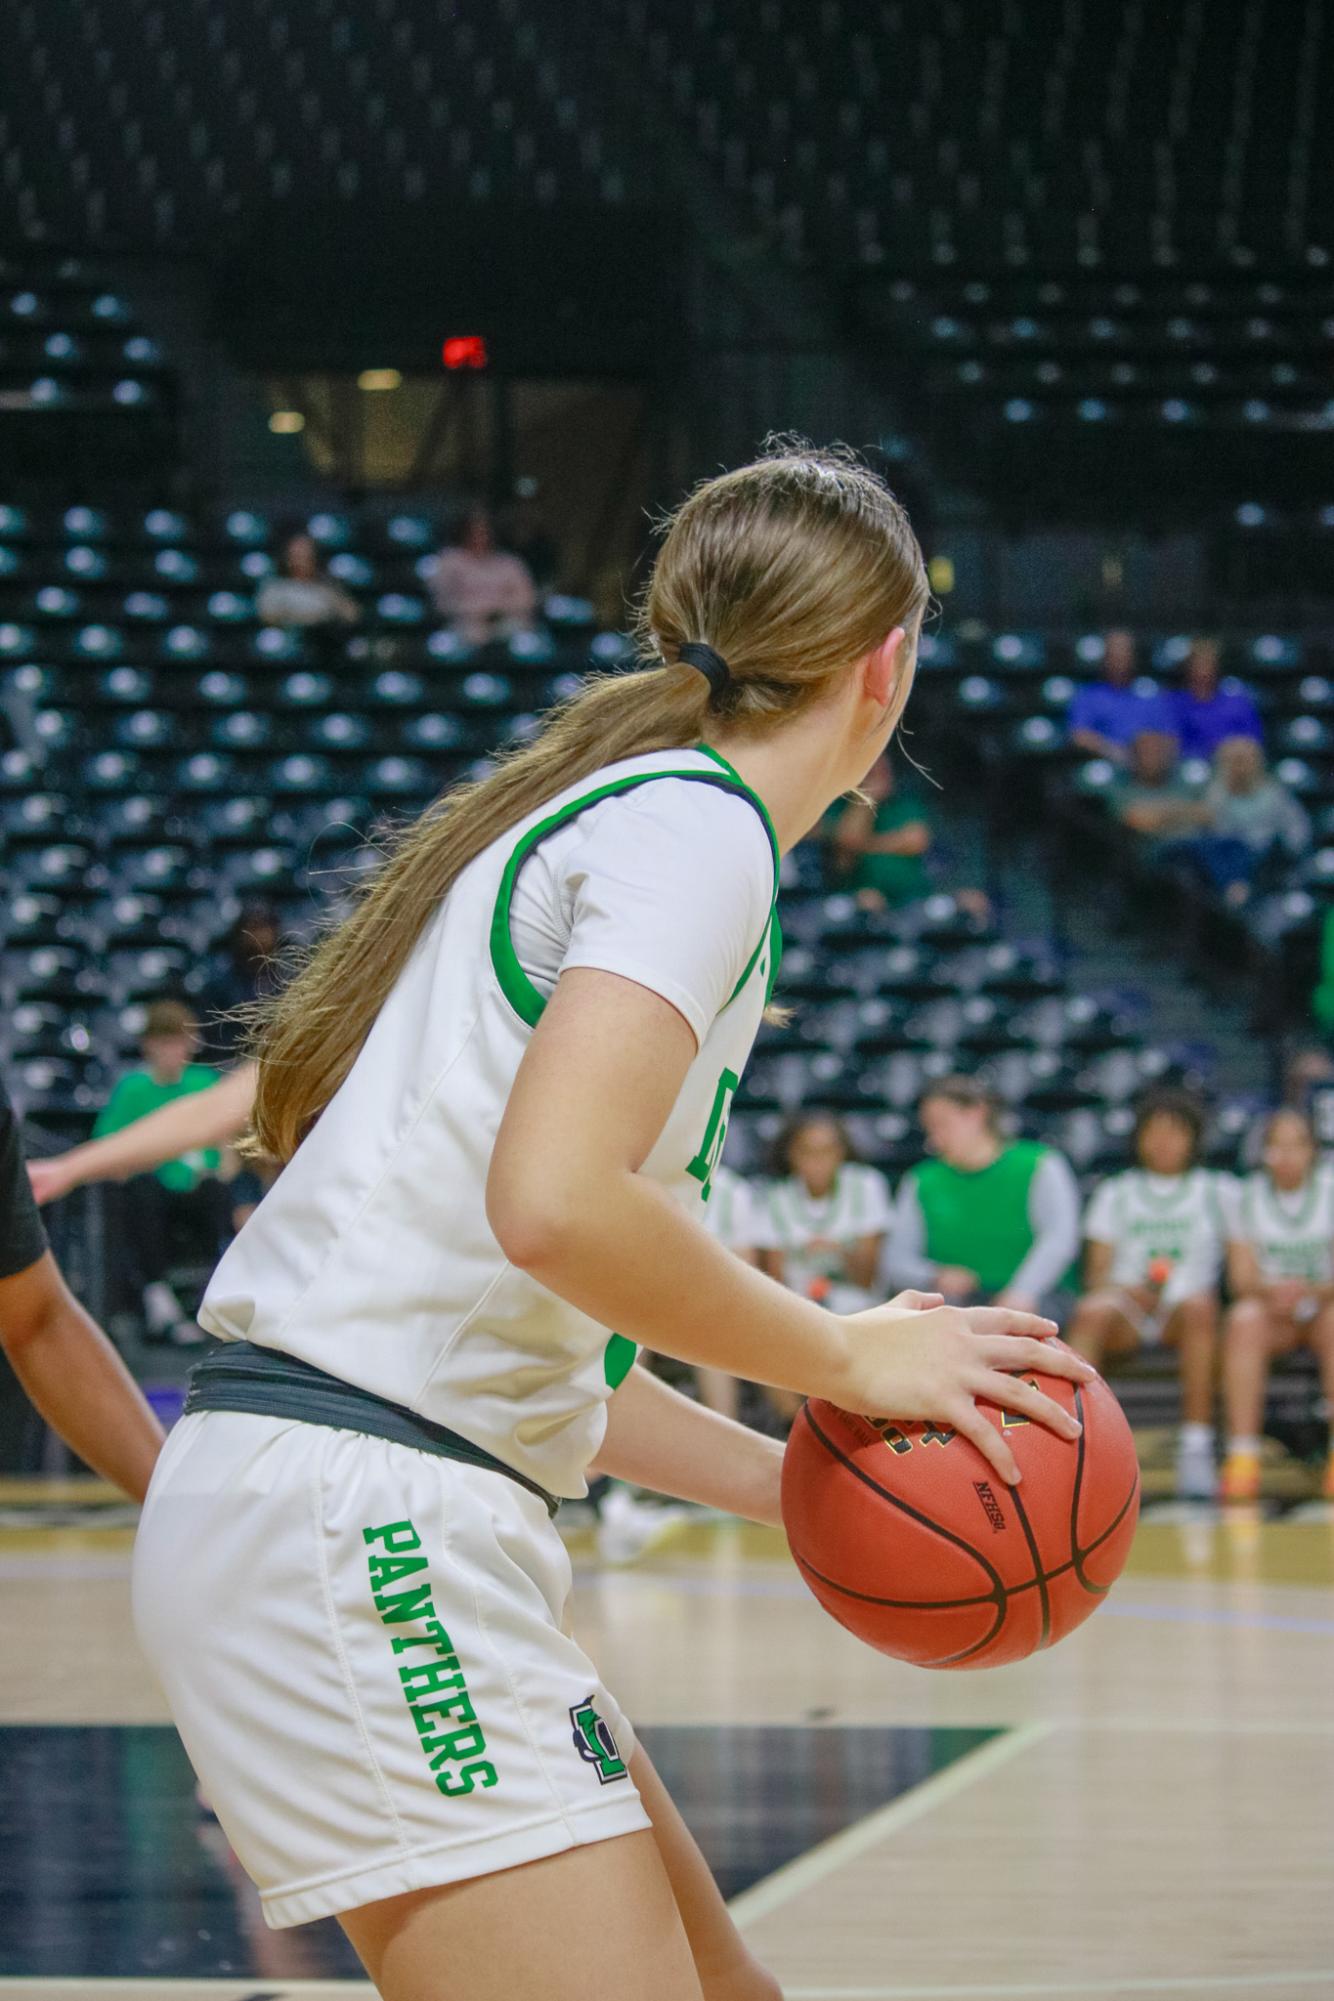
[610,0,1331,273]
[0,478,1278,1192]
[5,3,1328,271]
[0,258,176,479]
[0,0,640,244]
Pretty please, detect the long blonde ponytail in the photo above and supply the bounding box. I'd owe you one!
[247,441,928,1162]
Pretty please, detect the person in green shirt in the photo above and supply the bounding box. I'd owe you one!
[95,998,227,1344]
[829,752,932,908]
[884,1074,1082,1318]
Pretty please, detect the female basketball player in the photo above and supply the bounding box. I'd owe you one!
[1218,1109,1334,1502]
[130,445,1093,2001]
[751,1112,894,1423]
[1069,1086,1225,1499]
[755,1112,894,1312]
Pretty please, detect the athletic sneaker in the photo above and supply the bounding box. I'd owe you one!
[1175,1433,1217,1502]
[142,1280,186,1340]
[595,1486,691,1566]
[1219,1451,1261,1503]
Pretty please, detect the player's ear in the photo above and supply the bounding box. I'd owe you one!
[862,626,907,709]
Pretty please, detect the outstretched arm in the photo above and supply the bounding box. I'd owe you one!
[28,1064,258,1205]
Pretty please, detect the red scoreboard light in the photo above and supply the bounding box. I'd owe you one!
[442,335,489,371]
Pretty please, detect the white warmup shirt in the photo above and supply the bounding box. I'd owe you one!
[753,1164,894,1302]
[1083,1167,1229,1306]
[199,746,779,1497]
[703,1164,760,1254]
[1220,1164,1334,1286]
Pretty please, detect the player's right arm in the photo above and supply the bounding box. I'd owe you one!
[487,967,1091,1486]
[27,1064,258,1205]
[1226,1238,1264,1299]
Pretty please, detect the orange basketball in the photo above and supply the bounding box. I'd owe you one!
[781,1346,1140,1670]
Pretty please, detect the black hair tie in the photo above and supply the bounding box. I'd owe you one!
[677,641,732,700]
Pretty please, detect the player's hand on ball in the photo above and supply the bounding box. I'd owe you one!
[830,1301,1097,1487]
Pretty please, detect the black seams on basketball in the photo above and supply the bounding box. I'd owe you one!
[780,1345,1140,1670]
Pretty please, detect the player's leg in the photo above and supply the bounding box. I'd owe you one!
[339,1830,705,2001]
[631,1744,782,2001]
[1067,1291,1142,1370]
[1306,1304,1334,1498]
[1220,1297,1283,1500]
[1162,1292,1219,1499]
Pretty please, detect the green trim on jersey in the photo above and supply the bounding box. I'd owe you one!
[489,752,781,1028]
[911,1141,1050,1296]
[603,1333,638,1389]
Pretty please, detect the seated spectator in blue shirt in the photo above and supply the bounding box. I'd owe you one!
[1068,629,1172,763]
[1170,636,1262,759]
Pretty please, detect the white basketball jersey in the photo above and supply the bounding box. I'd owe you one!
[1228,1165,1334,1284]
[703,1164,759,1253]
[1083,1167,1227,1300]
[753,1165,895,1299]
[199,745,779,1497]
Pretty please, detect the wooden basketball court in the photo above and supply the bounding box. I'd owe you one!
[1,1487,1332,2000]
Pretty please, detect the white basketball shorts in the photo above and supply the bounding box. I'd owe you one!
[132,1411,649,1928]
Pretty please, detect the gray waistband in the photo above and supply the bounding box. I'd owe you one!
[185,1340,560,1516]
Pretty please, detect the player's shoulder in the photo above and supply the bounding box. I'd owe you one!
[579,756,775,877]
[626,766,774,850]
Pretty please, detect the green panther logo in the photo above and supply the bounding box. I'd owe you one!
[570,1696,628,1784]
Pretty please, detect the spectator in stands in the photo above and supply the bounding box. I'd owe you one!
[500,476,561,593]
[884,1075,1080,1316]
[1121,735,1308,905]
[428,505,539,644]
[1068,1087,1224,1499]
[95,1000,230,1345]
[828,753,931,910]
[1218,1109,1334,1503]
[1068,629,1172,763]
[256,533,360,630]
[754,1115,893,1421]
[1111,730,1211,846]
[1199,737,1310,896]
[1169,635,1262,759]
[199,905,284,1064]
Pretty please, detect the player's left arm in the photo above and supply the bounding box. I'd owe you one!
[589,1361,784,1525]
[591,1285,946,1522]
[0,1252,164,1501]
